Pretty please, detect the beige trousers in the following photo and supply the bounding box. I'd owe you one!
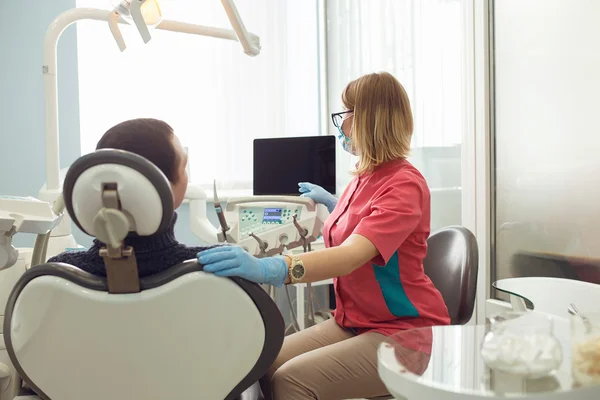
[260,319,390,400]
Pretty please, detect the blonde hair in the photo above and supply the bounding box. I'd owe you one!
[341,72,413,175]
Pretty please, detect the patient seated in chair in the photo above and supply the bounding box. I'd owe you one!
[11,119,274,400]
[48,118,214,277]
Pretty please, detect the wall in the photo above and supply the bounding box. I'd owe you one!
[493,0,600,286]
[0,0,80,246]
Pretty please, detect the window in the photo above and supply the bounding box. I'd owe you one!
[327,0,464,148]
[327,0,468,228]
[76,0,320,192]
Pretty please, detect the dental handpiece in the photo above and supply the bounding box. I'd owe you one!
[215,203,229,234]
[213,180,230,241]
[293,214,309,252]
[249,233,268,256]
[292,214,308,238]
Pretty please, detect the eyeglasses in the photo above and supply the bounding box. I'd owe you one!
[331,110,353,128]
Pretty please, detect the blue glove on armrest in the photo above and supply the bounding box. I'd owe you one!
[298,182,337,213]
[197,246,288,287]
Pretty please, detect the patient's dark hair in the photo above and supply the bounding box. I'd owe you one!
[96,118,179,183]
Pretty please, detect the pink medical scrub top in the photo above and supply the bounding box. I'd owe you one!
[323,159,450,337]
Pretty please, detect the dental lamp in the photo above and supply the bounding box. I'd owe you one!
[108,0,260,55]
[40,2,261,259]
[111,0,163,46]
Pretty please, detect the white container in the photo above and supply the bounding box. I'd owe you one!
[481,311,563,379]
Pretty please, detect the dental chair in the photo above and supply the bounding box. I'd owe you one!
[4,149,284,400]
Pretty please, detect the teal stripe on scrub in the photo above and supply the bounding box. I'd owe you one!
[373,252,420,318]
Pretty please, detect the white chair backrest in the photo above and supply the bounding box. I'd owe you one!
[5,262,283,400]
[495,277,600,319]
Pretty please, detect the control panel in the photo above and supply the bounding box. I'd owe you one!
[218,196,329,257]
[238,206,302,239]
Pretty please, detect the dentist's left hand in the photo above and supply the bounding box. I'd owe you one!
[197,246,289,287]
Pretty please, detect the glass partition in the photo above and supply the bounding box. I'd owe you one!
[492,0,600,298]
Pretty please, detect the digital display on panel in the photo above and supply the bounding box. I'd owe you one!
[263,208,282,222]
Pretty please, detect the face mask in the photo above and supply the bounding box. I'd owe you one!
[337,126,358,156]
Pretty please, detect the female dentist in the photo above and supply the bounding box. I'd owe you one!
[197,72,450,399]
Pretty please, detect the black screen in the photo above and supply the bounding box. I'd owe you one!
[253,136,336,196]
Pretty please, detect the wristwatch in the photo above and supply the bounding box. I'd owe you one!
[285,255,306,284]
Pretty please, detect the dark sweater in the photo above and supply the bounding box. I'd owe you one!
[48,213,212,277]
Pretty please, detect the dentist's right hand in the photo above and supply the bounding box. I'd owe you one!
[298,182,338,213]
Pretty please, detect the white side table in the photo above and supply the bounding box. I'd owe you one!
[378,323,600,399]
[294,279,333,330]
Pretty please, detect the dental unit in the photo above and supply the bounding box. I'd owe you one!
[204,183,327,258]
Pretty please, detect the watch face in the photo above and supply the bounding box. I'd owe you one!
[292,264,305,279]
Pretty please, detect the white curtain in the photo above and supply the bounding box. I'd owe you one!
[327,0,465,191]
[76,0,319,191]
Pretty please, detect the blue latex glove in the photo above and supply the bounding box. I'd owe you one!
[197,246,288,287]
[298,182,337,213]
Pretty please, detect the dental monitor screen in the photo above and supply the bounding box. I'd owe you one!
[253,136,336,196]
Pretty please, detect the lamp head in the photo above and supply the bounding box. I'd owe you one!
[111,0,163,28]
